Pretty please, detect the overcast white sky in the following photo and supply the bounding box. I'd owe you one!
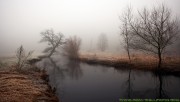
[0,0,180,56]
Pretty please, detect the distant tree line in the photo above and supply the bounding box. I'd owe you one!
[97,33,108,52]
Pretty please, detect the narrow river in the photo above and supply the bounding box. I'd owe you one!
[36,55,180,102]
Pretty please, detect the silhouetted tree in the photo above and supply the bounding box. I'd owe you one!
[40,29,64,57]
[63,36,81,59]
[126,4,179,69]
[97,33,108,51]
[119,6,133,61]
[16,45,33,70]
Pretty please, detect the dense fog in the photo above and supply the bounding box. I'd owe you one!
[0,0,180,56]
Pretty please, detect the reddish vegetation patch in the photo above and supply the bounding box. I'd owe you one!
[0,70,58,102]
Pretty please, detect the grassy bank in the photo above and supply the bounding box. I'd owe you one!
[0,57,58,102]
[79,52,180,74]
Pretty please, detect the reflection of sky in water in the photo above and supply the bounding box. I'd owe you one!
[36,55,180,102]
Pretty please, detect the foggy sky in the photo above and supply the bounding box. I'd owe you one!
[0,0,180,56]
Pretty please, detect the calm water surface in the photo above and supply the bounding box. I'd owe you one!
[36,56,180,102]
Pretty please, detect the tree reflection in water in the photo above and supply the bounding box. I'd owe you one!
[126,69,134,99]
[46,57,83,81]
[48,57,65,79]
[155,71,169,99]
[65,60,83,80]
[121,68,134,99]
[121,68,170,99]
[36,57,180,101]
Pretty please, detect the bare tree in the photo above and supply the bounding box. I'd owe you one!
[97,33,108,51]
[126,4,179,69]
[40,29,64,57]
[63,35,81,59]
[119,6,133,61]
[16,45,33,70]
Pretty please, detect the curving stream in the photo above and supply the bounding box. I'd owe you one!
[36,55,180,102]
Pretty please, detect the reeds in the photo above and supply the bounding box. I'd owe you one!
[79,52,180,72]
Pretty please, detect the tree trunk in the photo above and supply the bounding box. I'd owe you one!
[158,49,162,69]
[127,46,131,62]
[48,46,56,57]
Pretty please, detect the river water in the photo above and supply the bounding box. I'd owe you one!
[36,55,180,102]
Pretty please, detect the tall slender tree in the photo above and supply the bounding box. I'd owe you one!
[120,6,133,61]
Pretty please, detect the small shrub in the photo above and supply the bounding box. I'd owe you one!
[16,45,33,70]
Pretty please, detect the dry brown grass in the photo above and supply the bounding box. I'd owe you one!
[0,57,16,71]
[79,52,180,72]
[0,70,58,102]
[0,56,58,102]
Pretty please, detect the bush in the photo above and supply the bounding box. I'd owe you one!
[63,36,81,59]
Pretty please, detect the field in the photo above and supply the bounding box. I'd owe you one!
[0,57,58,102]
[79,52,180,74]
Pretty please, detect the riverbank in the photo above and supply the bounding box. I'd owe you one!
[0,57,58,102]
[79,52,180,75]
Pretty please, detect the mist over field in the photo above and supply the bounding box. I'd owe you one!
[0,0,180,56]
[1,1,180,101]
